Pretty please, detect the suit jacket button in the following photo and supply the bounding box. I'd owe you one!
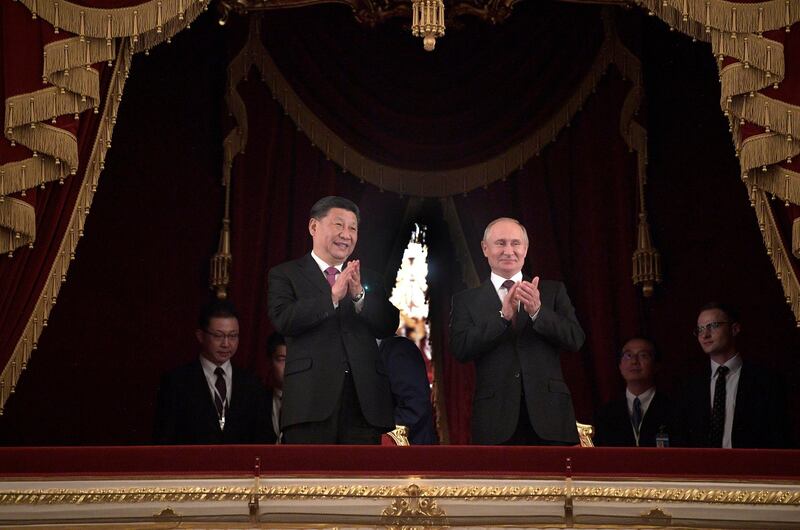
[514,372,520,378]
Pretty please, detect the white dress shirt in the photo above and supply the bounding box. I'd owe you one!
[272,388,283,444]
[709,354,743,448]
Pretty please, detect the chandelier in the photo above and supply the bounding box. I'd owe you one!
[411,0,445,51]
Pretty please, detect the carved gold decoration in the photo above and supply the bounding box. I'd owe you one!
[4,482,798,507]
[641,507,672,525]
[576,421,595,447]
[571,486,800,505]
[381,484,448,529]
[387,425,411,446]
[412,0,445,51]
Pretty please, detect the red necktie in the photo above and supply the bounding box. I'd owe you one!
[324,266,338,287]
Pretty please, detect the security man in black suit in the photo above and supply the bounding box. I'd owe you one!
[683,302,791,448]
[154,300,275,444]
[593,337,682,447]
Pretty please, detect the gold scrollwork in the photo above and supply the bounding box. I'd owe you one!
[381,484,448,530]
[572,486,800,506]
[2,483,798,507]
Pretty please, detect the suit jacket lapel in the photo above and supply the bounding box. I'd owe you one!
[192,359,222,432]
[479,279,502,314]
[299,253,333,296]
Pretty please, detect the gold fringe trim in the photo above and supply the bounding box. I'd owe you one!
[19,0,208,41]
[745,165,800,207]
[222,15,267,185]
[0,198,36,255]
[226,9,645,197]
[637,0,800,33]
[5,124,79,171]
[793,216,800,259]
[643,1,800,316]
[0,41,132,415]
[752,190,800,325]
[0,157,69,198]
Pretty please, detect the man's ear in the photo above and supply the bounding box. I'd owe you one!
[480,240,489,258]
[308,217,317,237]
[195,329,205,345]
[731,322,741,337]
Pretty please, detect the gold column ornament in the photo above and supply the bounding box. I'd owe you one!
[412,0,445,51]
[633,211,662,297]
[209,183,232,299]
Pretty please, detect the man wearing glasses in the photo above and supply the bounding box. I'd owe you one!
[593,337,682,447]
[683,302,791,448]
[153,299,275,444]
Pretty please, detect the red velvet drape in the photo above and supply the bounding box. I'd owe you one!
[0,0,113,386]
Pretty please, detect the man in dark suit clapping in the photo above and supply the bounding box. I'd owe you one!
[450,217,585,445]
[268,196,398,444]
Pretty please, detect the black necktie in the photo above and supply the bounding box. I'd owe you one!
[631,396,643,436]
[708,365,729,447]
[214,366,227,420]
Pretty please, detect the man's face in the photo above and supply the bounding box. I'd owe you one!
[696,308,739,357]
[271,344,287,389]
[196,316,239,365]
[618,338,656,387]
[481,220,528,278]
[309,207,358,266]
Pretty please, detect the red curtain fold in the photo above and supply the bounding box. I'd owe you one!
[259,2,605,170]
[0,0,112,385]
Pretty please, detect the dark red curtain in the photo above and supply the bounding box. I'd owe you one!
[0,1,113,389]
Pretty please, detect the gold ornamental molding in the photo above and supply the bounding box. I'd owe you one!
[2,482,799,506]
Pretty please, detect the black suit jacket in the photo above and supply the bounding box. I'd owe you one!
[682,360,792,448]
[267,253,398,431]
[380,336,438,445]
[153,358,275,444]
[450,278,585,444]
[593,390,682,447]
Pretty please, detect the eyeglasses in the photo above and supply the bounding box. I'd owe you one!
[692,321,728,337]
[621,351,653,362]
[204,330,240,342]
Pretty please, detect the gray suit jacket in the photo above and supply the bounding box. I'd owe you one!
[267,253,398,432]
[450,278,585,444]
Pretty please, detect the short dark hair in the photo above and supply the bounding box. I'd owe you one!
[309,196,360,224]
[617,336,660,363]
[699,301,740,324]
[198,298,239,330]
[267,332,286,356]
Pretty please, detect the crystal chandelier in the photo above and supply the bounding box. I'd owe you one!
[411,0,445,51]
